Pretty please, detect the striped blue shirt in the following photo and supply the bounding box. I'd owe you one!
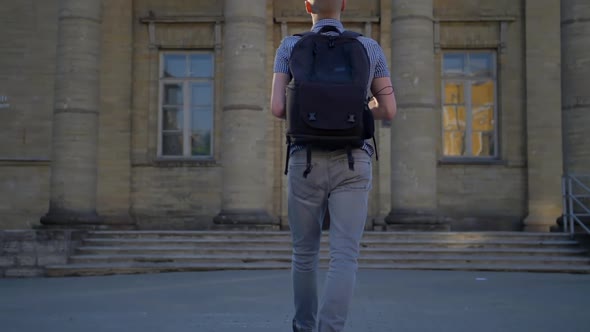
[274,19,390,157]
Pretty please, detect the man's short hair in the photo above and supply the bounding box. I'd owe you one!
[309,0,344,15]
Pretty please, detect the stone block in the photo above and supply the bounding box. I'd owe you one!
[20,241,36,253]
[4,268,44,278]
[0,256,15,267]
[3,230,35,241]
[38,243,67,256]
[38,255,67,266]
[35,230,67,242]
[1,241,20,254]
[16,255,37,267]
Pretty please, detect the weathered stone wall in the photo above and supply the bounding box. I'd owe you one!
[273,0,381,18]
[0,230,85,278]
[132,166,222,229]
[438,167,526,230]
[562,0,590,174]
[434,0,529,229]
[0,165,50,230]
[97,0,133,223]
[0,0,58,229]
[0,0,57,159]
[130,0,225,228]
[0,0,571,231]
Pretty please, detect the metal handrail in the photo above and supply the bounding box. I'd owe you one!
[562,174,590,236]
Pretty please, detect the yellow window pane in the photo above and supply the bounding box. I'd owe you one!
[472,106,494,132]
[444,131,465,156]
[471,132,494,157]
[472,132,482,156]
[444,82,464,104]
[471,80,494,106]
[443,106,466,131]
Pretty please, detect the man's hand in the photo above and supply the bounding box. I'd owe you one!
[368,96,378,111]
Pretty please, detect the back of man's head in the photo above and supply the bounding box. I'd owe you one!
[307,0,345,16]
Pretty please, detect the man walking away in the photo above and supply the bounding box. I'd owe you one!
[271,1,397,331]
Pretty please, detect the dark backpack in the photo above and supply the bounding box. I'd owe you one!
[285,26,376,178]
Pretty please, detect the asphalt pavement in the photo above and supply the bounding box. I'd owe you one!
[1,269,589,332]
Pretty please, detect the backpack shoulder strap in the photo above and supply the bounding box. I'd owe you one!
[294,27,362,39]
[341,30,363,39]
[293,31,316,38]
[318,25,341,34]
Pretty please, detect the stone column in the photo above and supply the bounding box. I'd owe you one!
[41,0,103,226]
[562,0,590,175]
[214,0,275,227]
[386,0,446,231]
[523,0,563,232]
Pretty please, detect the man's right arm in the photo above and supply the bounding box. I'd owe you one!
[369,77,397,121]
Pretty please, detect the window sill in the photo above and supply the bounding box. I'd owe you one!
[438,158,507,166]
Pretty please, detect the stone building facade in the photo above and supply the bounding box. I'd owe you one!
[0,0,588,232]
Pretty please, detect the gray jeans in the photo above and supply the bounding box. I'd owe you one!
[288,148,372,332]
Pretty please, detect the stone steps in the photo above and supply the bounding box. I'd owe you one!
[68,253,590,266]
[81,238,581,250]
[45,231,590,277]
[87,230,571,241]
[45,261,590,278]
[76,246,587,257]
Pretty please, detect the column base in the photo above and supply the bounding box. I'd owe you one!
[523,213,560,233]
[40,209,136,230]
[41,208,102,226]
[385,210,450,231]
[213,209,279,226]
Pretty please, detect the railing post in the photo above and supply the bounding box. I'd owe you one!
[563,176,568,233]
[567,176,575,237]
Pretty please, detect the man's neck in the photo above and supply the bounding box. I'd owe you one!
[312,14,341,25]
